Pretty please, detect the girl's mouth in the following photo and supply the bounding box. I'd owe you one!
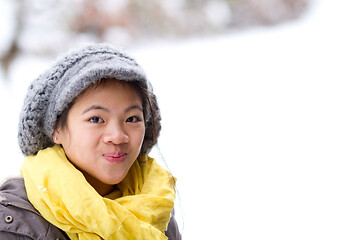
[103,153,127,163]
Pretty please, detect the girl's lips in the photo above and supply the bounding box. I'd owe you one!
[103,153,127,163]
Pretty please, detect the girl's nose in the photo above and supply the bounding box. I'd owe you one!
[103,123,129,145]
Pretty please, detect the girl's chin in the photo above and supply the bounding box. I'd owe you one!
[101,175,126,185]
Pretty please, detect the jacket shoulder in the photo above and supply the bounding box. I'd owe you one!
[0,178,69,240]
[165,210,182,240]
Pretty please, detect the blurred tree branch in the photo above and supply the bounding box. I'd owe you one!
[0,0,310,79]
[0,0,23,77]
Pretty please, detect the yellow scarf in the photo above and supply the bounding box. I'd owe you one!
[21,145,176,240]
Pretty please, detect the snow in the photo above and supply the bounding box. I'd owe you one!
[1,0,360,239]
[204,0,232,28]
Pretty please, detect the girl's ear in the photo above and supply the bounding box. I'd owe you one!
[53,131,61,144]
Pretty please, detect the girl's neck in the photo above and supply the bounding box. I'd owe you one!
[81,171,115,196]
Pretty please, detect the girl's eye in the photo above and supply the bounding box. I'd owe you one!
[89,117,104,123]
[126,116,140,123]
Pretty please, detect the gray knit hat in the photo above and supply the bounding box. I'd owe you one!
[18,43,161,156]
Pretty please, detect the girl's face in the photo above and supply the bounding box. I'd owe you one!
[54,79,145,195]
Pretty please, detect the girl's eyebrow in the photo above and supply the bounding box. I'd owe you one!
[125,105,143,113]
[82,105,143,115]
[82,105,109,115]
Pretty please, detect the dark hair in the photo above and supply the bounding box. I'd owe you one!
[55,78,161,154]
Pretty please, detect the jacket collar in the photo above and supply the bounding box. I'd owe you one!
[0,177,40,215]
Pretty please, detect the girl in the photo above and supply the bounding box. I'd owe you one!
[0,43,180,239]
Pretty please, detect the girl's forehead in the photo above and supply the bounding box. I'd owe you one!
[77,79,140,100]
[73,79,142,105]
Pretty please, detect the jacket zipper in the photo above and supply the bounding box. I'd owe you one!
[6,202,42,216]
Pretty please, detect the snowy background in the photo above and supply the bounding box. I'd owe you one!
[1,0,360,239]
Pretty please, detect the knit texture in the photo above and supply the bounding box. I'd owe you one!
[18,43,160,156]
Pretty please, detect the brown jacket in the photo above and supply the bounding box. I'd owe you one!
[0,178,181,239]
